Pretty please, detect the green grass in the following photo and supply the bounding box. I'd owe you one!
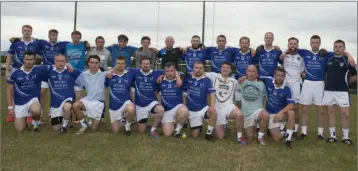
[1,76,357,171]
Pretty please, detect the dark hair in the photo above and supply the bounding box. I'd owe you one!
[310,35,321,40]
[141,36,151,43]
[116,56,126,63]
[87,55,100,64]
[140,56,151,64]
[191,35,201,39]
[95,36,104,42]
[118,34,129,42]
[221,61,233,69]
[24,51,36,58]
[334,39,345,47]
[217,35,226,41]
[48,29,58,35]
[164,62,176,69]
[274,66,286,77]
[288,37,299,43]
[71,30,82,38]
[239,36,250,43]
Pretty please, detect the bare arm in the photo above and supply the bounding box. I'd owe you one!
[5,54,13,77]
[7,84,14,107]
[209,93,215,108]
[279,103,294,115]
[175,70,183,87]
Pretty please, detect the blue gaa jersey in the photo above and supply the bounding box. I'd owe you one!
[158,78,183,111]
[206,47,238,73]
[8,39,41,69]
[105,70,134,110]
[44,67,82,108]
[260,76,294,114]
[107,45,138,68]
[254,48,283,77]
[65,42,87,71]
[183,75,215,112]
[297,49,334,81]
[39,39,70,65]
[181,48,208,73]
[7,65,51,105]
[132,69,164,107]
[234,50,253,79]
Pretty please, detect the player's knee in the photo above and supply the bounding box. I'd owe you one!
[178,106,189,115]
[73,102,81,110]
[341,111,349,120]
[234,109,243,120]
[261,111,269,121]
[208,111,217,119]
[126,103,135,113]
[63,103,72,113]
[155,105,165,114]
[287,110,295,119]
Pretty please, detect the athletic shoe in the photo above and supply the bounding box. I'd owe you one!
[174,133,181,139]
[299,134,307,140]
[205,134,214,141]
[60,127,67,134]
[317,134,324,140]
[285,140,292,149]
[26,116,32,123]
[32,125,40,132]
[326,137,337,143]
[124,130,131,136]
[237,137,248,145]
[342,139,353,146]
[257,137,267,146]
[150,130,160,139]
[76,127,88,135]
[6,115,15,122]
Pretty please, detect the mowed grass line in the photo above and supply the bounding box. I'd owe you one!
[1,77,357,171]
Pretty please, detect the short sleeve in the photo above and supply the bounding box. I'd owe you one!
[7,70,16,84]
[285,87,295,105]
[276,50,283,64]
[259,76,273,87]
[104,77,110,87]
[205,78,215,94]
[297,49,308,57]
[106,45,113,53]
[261,82,267,97]
[71,69,82,80]
[74,73,85,88]
[205,72,217,82]
[8,43,16,55]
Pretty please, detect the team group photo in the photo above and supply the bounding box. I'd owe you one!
[1,1,357,171]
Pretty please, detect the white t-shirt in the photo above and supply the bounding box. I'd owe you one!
[283,53,305,83]
[205,72,237,107]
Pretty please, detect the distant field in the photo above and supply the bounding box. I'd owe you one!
[1,76,357,171]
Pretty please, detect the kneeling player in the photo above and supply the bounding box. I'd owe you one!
[184,62,217,141]
[158,62,189,137]
[105,56,135,135]
[261,67,295,148]
[205,62,245,143]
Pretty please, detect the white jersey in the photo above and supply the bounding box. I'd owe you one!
[205,72,237,107]
[283,53,305,83]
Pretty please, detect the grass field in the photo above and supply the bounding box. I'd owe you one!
[1,76,357,171]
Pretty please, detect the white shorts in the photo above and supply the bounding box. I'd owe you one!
[162,104,184,123]
[299,80,324,105]
[80,98,104,121]
[322,91,350,107]
[189,106,209,128]
[235,90,241,101]
[136,101,159,122]
[109,100,132,123]
[41,81,82,92]
[286,81,301,103]
[14,97,39,118]
[49,97,73,118]
[268,114,287,130]
[244,109,264,128]
[215,104,236,126]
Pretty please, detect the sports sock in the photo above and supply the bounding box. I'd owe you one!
[31,119,37,126]
[125,121,131,131]
[237,132,242,139]
[62,119,69,128]
[175,124,183,134]
[301,126,307,135]
[206,125,214,135]
[293,124,299,132]
[286,129,293,141]
[329,127,336,138]
[342,128,349,140]
[256,123,260,129]
[318,127,323,136]
[258,132,265,139]
[280,123,285,131]
[151,127,156,132]
[79,119,88,128]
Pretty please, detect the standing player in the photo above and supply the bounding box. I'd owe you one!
[323,40,356,145]
[132,56,165,138]
[133,36,157,69]
[157,36,183,69]
[281,37,305,138]
[157,62,189,137]
[105,56,135,135]
[205,62,245,143]
[87,36,111,71]
[184,61,217,141]
[238,65,269,145]
[260,67,296,149]
[181,35,208,74]
[6,51,51,132]
[65,30,88,72]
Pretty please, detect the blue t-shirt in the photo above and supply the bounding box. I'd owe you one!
[65,42,87,71]
[260,76,294,114]
[181,48,208,73]
[107,45,138,68]
[43,67,82,108]
[105,71,135,110]
[206,47,237,73]
[183,75,215,112]
[158,78,183,111]
[254,48,283,77]
[39,39,70,65]
[7,65,51,105]
[234,50,253,79]
[8,39,41,69]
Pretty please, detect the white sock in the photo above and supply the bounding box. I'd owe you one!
[301,126,307,135]
[175,124,183,134]
[280,123,285,131]
[62,119,69,127]
[31,119,37,126]
[258,132,265,139]
[79,119,88,128]
[318,127,323,136]
[342,128,349,140]
[151,127,156,132]
[125,121,131,131]
[41,110,44,118]
[256,123,260,129]
[207,125,214,135]
[294,124,299,132]
[329,127,336,138]
[286,129,293,141]
[237,132,242,138]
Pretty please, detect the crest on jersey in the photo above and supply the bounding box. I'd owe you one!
[25,76,30,80]
[193,53,197,57]
[340,62,344,67]
[58,74,63,80]
[214,78,235,102]
[144,77,148,82]
[168,84,172,89]
[313,57,317,60]
[51,46,54,51]
[119,79,122,84]
[297,56,301,60]
[194,81,198,86]
[273,91,277,96]
[266,53,270,58]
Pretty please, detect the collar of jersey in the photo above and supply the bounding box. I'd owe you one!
[20,65,34,74]
[189,47,202,51]
[21,38,34,44]
[113,69,128,76]
[193,75,205,80]
[239,50,250,55]
[264,47,274,52]
[272,79,286,89]
[164,76,176,82]
[85,69,101,76]
[53,65,68,73]
[216,47,227,51]
[49,41,59,46]
[140,69,153,76]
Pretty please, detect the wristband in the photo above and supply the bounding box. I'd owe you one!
[8,106,13,110]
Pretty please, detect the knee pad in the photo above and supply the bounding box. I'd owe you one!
[190,125,203,131]
[51,116,63,126]
[138,118,148,124]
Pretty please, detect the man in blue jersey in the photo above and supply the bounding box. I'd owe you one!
[42,54,82,132]
[157,62,189,138]
[184,61,217,141]
[6,51,52,132]
[181,35,208,74]
[323,40,356,145]
[260,67,295,149]
[105,56,135,135]
[132,56,165,138]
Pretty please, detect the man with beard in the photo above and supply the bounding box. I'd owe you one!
[181,35,208,74]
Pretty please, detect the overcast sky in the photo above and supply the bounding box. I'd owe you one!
[1,1,357,61]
